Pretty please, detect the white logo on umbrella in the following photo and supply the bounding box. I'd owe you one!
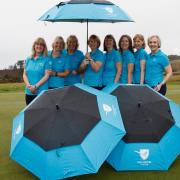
[103,104,112,115]
[15,124,21,135]
[104,7,113,14]
[13,124,21,139]
[135,149,150,160]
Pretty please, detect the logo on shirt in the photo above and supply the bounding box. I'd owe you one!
[39,63,44,67]
[58,60,63,64]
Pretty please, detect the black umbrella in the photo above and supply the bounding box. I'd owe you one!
[110,85,174,142]
[24,85,100,151]
[103,84,180,171]
[11,84,126,179]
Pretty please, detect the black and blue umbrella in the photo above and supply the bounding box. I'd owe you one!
[39,0,133,51]
[103,84,180,171]
[10,84,125,179]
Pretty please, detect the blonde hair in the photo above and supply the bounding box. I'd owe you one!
[67,35,79,51]
[148,35,161,48]
[52,36,65,50]
[31,37,48,58]
[133,34,146,48]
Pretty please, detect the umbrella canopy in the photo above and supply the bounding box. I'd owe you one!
[39,0,133,22]
[103,84,180,170]
[39,0,133,50]
[10,84,125,179]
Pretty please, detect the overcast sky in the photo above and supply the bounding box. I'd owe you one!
[0,0,180,69]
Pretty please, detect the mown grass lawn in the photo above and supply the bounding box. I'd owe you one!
[0,82,180,180]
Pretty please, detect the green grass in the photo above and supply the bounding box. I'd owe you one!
[0,83,25,93]
[0,83,180,180]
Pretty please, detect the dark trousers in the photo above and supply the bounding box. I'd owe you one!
[25,94,37,105]
[152,84,167,96]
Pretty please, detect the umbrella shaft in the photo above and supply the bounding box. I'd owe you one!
[87,20,88,52]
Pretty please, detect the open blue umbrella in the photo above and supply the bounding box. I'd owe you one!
[39,0,133,51]
[10,84,125,179]
[103,84,180,171]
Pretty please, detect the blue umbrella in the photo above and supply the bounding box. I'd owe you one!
[103,84,180,171]
[39,0,133,51]
[10,84,125,179]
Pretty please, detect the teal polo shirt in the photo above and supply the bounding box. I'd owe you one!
[120,49,135,84]
[133,48,148,84]
[102,49,122,85]
[64,50,84,85]
[48,51,70,88]
[24,55,50,95]
[84,49,105,87]
[145,50,170,87]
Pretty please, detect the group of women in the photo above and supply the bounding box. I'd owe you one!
[23,34,172,105]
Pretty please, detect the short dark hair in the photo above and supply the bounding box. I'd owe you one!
[88,34,101,48]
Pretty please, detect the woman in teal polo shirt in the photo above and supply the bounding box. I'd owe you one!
[145,35,172,95]
[48,36,70,89]
[64,35,84,86]
[133,34,148,84]
[102,34,122,86]
[23,37,50,105]
[119,35,135,84]
[80,34,105,90]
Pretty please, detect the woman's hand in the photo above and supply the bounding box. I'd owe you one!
[26,84,31,89]
[47,70,55,76]
[154,84,162,91]
[72,70,77,75]
[114,77,119,84]
[82,59,89,66]
[29,85,37,94]
[85,52,91,60]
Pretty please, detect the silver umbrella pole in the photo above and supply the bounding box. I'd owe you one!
[86,19,88,52]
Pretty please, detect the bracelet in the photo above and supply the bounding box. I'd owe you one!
[55,72,58,76]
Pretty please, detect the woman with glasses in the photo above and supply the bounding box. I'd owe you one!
[23,37,51,105]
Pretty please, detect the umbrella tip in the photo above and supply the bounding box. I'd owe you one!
[138,101,142,108]
[56,104,60,110]
[56,2,66,8]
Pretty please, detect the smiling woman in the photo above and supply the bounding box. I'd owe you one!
[23,37,51,105]
[145,35,173,95]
